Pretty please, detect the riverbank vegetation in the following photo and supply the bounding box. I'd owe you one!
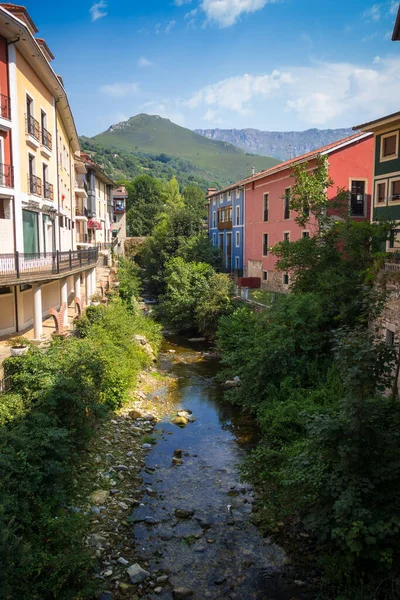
[0,266,161,599]
[216,163,400,598]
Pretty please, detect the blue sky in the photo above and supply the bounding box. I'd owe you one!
[26,0,400,136]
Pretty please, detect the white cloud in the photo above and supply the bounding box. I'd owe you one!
[200,0,274,27]
[90,1,107,21]
[373,55,381,63]
[165,20,176,33]
[138,56,153,67]
[174,0,192,4]
[363,4,381,21]
[187,71,294,112]
[185,57,400,126]
[99,82,140,98]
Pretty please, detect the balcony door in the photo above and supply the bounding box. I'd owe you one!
[42,214,53,255]
[22,209,39,254]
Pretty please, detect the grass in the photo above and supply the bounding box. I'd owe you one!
[88,114,280,186]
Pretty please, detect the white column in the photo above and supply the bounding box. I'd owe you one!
[74,273,81,300]
[85,269,91,302]
[33,284,42,340]
[82,271,88,304]
[91,268,96,296]
[60,278,68,326]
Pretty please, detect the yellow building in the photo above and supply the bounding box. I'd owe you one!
[0,4,113,337]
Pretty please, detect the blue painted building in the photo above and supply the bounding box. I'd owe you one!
[208,185,244,274]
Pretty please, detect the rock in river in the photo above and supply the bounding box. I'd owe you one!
[172,588,194,599]
[175,509,194,519]
[127,563,150,584]
[171,416,188,427]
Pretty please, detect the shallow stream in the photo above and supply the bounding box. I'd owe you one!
[133,336,308,600]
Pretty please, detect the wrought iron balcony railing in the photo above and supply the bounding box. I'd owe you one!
[43,181,54,200]
[0,164,13,188]
[0,94,10,120]
[28,174,42,196]
[41,127,52,150]
[25,114,40,140]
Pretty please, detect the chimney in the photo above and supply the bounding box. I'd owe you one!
[207,187,217,197]
[251,166,255,176]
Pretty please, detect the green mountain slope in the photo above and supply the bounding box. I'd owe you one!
[89,114,280,186]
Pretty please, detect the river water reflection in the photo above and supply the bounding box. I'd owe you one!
[132,336,307,600]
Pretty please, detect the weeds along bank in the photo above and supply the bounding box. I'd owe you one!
[0,267,161,599]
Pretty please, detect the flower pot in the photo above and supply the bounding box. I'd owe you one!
[10,346,28,357]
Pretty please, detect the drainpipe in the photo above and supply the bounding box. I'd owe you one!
[69,148,73,250]
[54,100,61,251]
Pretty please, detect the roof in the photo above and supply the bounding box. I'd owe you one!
[207,131,372,198]
[353,110,400,132]
[80,152,116,186]
[393,4,400,40]
[113,186,128,198]
[36,37,54,61]
[0,3,37,33]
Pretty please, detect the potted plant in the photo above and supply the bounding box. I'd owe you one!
[6,336,30,357]
[90,292,102,306]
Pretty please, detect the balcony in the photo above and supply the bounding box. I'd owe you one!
[0,248,98,285]
[41,126,52,159]
[217,220,232,230]
[43,181,54,201]
[28,174,42,196]
[75,206,88,219]
[25,114,40,149]
[75,178,88,198]
[114,201,126,213]
[0,164,13,188]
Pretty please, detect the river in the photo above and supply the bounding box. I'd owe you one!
[132,335,309,600]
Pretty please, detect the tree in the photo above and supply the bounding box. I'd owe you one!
[195,272,235,338]
[182,185,207,221]
[125,175,164,236]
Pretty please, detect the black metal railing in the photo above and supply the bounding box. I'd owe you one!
[0,94,10,120]
[28,174,42,196]
[25,114,40,140]
[0,248,98,282]
[0,164,13,188]
[96,242,112,250]
[350,198,365,216]
[43,181,53,200]
[75,206,88,217]
[41,127,52,150]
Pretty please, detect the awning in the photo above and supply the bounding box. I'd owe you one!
[87,219,102,230]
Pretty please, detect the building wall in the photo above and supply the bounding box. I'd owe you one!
[372,123,400,225]
[244,136,374,292]
[56,110,74,251]
[209,187,244,272]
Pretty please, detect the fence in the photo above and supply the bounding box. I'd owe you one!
[0,248,98,282]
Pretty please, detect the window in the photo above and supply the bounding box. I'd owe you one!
[212,198,216,206]
[236,188,240,199]
[302,231,310,238]
[381,132,398,161]
[263,233,268,256]
[376,182,386,204]
[263,271,268,281]
[389,230,395,249]
[213,233,216,246]
[236,205,240,226]
[26,94,33,119]
[235,256,239,270]
[283,273,289,285]
[219,234,224,251]
[284,188,290,219]
[20,283,32,292]
[0,286,11,295]
[235,231,240,247]
[386,328,396,346]
[212,211,216,228]
[391,180,400,201]
[59,215,64,229]
[227,191,231,201]
[283,232,290,242]
[350,180,365,216]
[113,215,117,223]
[263,194,269,222]
[219,194,223,203]
[0,198,10,219]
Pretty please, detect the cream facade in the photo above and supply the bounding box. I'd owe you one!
[0,4,111,338]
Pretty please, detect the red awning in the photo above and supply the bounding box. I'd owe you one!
[87,219,102,230]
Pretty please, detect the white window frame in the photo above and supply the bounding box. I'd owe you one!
[212,198,216,206]
[219,194,223,204]
[375,179,387,206]
[283,273,290,286]
[213,233,216,246]
[235,231,240,247]
[302,230,310,238]
[389,177,400,204]
[263,193,269,222]
[236,188,240,199]
[235,256,239,270]
[262,233,268,257]
[212,210,216,228]
[380,131,399,163]
[236,205,240,226]
[283,231,290,242]
[263,270,268,281]
[227,190,231,201]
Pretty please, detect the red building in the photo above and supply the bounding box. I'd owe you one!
[243,132,374,293]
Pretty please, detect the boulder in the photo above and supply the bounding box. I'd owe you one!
[90,490,109,505]
[175,509,194,519]
[172,457,183,466]
[173,449,183,458]
[172,416,188,427]
[129,409,143,420]
[172,588,194,599]
[127,563,150,584]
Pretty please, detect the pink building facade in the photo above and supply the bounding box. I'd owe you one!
[243,132,374,293]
